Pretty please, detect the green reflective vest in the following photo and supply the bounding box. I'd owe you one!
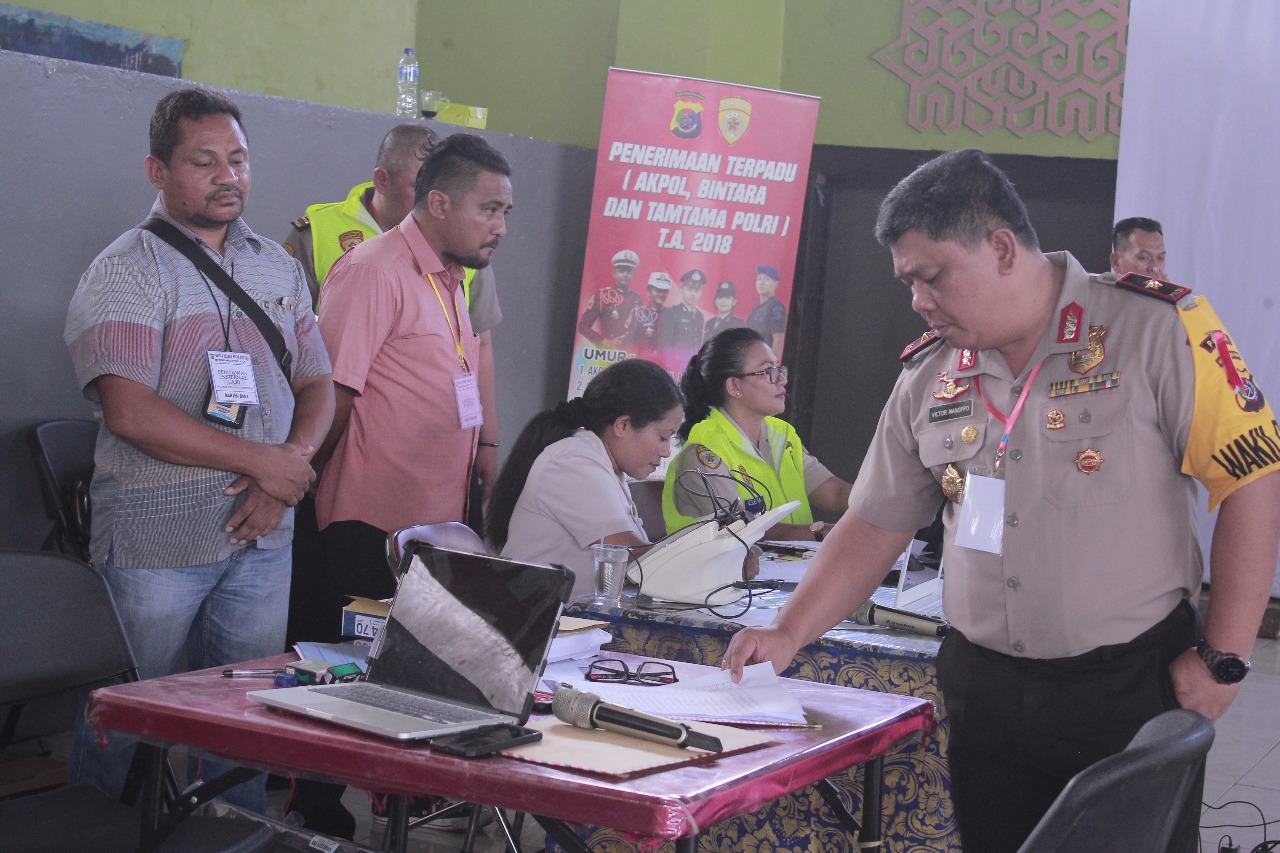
[307,182,475,304]
[662,407,813,532]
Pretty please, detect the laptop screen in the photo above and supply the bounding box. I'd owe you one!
[367,544,568,718]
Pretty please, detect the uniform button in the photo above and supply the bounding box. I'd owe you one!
[1013,641,1025,653]
[1008,513,1019,526]
[1011,385,1023,396]
[944,436,954,449]
[1006,577,1019,589]
[1079,409,1091,423]
[1010,449,1022,462]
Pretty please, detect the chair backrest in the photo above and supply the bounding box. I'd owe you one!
[1017,708,1215,853]
[0,550,136,709]
[629,478,667,541]
[385,522,490,581]
[29,419,98,558]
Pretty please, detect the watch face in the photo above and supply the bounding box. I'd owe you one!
[1215,656,1250,684]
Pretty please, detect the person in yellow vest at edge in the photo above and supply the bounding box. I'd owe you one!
[663,327,852,540]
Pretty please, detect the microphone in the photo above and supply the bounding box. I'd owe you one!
[850,600,949,638]
[551,684,723,753]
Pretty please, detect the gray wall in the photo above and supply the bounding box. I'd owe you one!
[0,49,594,549]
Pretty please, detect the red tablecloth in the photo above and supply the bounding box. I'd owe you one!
[88,654,934,840]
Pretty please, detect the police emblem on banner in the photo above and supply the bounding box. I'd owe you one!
[718,97,751,144]
[338,230,364,253]
[670,91,705,139]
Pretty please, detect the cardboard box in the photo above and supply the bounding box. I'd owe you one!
[435,103,488,129]
[341,596,389,643]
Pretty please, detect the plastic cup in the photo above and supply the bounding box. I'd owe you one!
[592,543,630,608]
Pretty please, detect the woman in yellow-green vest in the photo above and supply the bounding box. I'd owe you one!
[662,327,851,539]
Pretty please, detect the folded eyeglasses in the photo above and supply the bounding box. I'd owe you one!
[585,658,678,686]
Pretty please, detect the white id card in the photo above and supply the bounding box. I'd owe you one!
[954,465,1005,555]
[453,371,484,429]
[206,351,259,406]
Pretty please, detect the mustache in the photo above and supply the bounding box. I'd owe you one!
[206,187,244,203]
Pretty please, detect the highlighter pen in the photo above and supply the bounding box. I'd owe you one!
[222,668,284,678]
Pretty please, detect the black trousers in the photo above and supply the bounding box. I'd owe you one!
[937,601,1202,853]
[288,515,393,646]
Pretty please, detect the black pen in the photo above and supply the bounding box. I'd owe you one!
[222,668,284,678]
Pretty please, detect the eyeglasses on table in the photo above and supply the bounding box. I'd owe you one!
[586,658,678,686]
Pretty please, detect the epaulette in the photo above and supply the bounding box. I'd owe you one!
[291,215,311,231]
[900,329,943,362]
[1113,272,1191,304]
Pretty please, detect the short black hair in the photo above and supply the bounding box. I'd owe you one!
[875,149,1039,251]
[150,88,244,164]
[413,133,511,208]
[376,123,441,181]
[1112,217,1163,251]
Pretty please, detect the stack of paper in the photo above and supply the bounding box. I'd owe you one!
[547,617,612,663]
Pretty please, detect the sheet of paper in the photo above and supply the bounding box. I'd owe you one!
[545,662,807,725]
[292,642,369,673]
[547,628,611,662]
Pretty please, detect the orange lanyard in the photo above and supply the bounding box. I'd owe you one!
[426,272,469,372]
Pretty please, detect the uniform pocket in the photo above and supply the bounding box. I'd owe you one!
[1040,391,1133,508]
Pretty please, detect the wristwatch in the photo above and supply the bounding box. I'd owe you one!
[810,521,828,542]
[1196,639,1251,684]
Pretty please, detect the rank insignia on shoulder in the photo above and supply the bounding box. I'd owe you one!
[900,329,942,362]
[1115,272,1192,303]
[291,215,310,231]
[695,446,723,470]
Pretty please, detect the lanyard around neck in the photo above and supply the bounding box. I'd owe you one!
[426,272,469,372]
[973,361,1043,468]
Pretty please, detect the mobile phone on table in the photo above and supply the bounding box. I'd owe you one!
[431,724,542,757]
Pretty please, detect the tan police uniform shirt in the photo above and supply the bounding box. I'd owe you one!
[848,252,1279,659]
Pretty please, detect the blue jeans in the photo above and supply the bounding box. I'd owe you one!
[70,544,292,813]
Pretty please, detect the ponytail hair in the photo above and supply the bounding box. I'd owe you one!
[486,358,682,549]
[678,327,766,441]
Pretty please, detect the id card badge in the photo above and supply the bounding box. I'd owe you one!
[453,371,484,430]
[203,384,246,429]
[206,351,260,406]
[954,464,1005,555]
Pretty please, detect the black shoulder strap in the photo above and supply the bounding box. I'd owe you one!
[139,217,293,383]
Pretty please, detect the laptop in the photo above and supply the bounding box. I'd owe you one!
[894,548,945,618]
[249,543,573,740]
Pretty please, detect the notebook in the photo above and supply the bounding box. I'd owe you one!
[249,543,573,741]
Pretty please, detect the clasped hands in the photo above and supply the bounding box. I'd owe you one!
[223,441,316,545]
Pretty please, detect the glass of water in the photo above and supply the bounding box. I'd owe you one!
[591,543,630,609]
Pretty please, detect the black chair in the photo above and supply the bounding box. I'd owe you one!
[1017,708,1215,853]
[0,550,273,853]
[29,418,98,561]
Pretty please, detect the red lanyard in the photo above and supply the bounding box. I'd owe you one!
[973,361,1043,469]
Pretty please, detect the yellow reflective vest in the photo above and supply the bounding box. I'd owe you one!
[662,407,813,532]
[307,182,475,304]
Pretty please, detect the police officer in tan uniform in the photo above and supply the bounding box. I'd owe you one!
[724,149,1280,853]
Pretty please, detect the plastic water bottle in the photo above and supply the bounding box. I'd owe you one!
[396,48,418,117]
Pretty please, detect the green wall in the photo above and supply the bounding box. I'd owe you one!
[12,0,1122,159]
[15,0,415,112]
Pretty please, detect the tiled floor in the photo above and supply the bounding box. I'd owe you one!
[1199,637,1280,853]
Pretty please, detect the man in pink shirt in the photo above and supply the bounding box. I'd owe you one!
[313,133,512,609]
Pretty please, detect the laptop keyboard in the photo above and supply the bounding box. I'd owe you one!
[313,683,485,724]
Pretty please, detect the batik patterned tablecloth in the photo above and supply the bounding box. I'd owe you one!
[555,588,958,853]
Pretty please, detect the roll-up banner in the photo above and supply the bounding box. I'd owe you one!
[568,68,820,398]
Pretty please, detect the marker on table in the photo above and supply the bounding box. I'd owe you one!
[222,668,284,678]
